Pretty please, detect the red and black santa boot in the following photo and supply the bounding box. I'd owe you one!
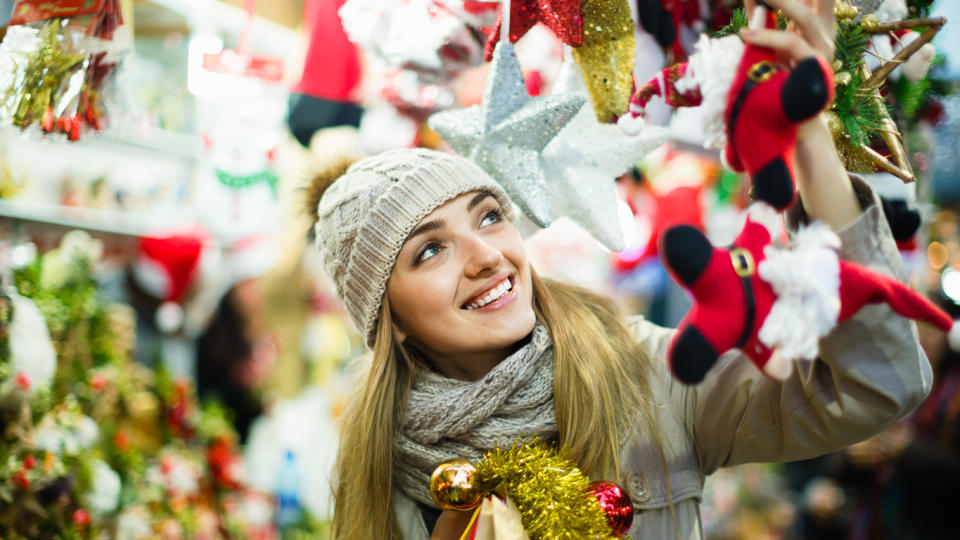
[660,201,960,385]
[722,2,835,209]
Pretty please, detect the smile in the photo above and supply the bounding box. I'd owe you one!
[463,277,515,311]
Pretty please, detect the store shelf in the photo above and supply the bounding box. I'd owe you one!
[145,0,300,58]
[0,199,181,237]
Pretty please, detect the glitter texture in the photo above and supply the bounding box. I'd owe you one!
[543,60,668,250]
[428,42,585,227]
[484,0,585,61]
[572,0,635,122]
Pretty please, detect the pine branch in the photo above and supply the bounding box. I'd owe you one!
[714,7,748,37]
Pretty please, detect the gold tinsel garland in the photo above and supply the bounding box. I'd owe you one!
[469,440,616,539]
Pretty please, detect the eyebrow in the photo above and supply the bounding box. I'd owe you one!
[467,191,495,212]
[405,219,444,243]
[405,192,497,243]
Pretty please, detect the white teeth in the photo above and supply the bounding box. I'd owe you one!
[466,279,513,310]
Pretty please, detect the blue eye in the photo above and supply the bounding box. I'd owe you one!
[481,209,503,227]
[416,242,442,263]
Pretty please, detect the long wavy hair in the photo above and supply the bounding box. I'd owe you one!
[330,270,665,539]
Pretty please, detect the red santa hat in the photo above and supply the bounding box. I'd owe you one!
[618,31,745,141]
[133,234,205,334]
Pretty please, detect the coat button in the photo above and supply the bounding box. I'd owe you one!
[628,473,650,504]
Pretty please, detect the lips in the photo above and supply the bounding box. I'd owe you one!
[462,275,514,310]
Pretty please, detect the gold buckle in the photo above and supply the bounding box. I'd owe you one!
[748,61,778,84]
[730,248,756,277]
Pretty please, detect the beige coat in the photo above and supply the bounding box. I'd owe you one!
[396,179,932,539]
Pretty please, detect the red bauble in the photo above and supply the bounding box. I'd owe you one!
[589,481,633,537]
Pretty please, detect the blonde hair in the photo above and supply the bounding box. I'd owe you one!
[330,271,663,539]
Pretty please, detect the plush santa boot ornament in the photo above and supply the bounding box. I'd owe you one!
[621,2,835,210]
[660,202,959,384]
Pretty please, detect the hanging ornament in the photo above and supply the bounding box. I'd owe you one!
[589,481,634,538]
[571,0,635,122]
[428,41,585,227]
[542,58,668,250]
[4,19,86,130]
[339,0,484,82]
[483,0,585,60]
[429,459,482,511]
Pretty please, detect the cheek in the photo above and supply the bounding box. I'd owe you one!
[389,270,460,329]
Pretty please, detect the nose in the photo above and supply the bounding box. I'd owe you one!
[463,235,503,278]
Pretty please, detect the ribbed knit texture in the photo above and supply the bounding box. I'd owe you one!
[314,148,513,346]
[394,324,558,506]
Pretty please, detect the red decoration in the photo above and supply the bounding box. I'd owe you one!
[484,0,584,61]
[14,470,30,490]
[589,481,633,537]
[721,8,834,210]
[660,204,958,384]
[14,373,31,392]
[23,455,36,470]
[295,0,361,101]
[661,0,705,59]
[72,509,91,527]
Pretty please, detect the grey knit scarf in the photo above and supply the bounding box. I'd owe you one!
[394,323,558,506]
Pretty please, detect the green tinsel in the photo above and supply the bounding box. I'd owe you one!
[471,440,616,540]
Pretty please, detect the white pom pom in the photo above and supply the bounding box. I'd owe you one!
[901,42,936,82]
[617,113,646,136]
[155,301,185,334]
[948,321,960,352]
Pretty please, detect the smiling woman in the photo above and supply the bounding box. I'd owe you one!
[388,190,536,381]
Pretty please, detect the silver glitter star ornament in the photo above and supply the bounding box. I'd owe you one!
[542,58,669,251]
[428,42,586,227]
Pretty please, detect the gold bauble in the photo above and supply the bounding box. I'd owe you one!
[835,71,853,85]
[861,14,880,32]
[430,460,482,511]
[571,0,635,122]
[832,59,844,72]
[833,1,859,20]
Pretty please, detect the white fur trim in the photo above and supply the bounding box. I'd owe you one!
[757,222,842,361]
[949,322,960,352]
[684,34,744,149]
[618,113,647,135]
[747,202,782,239]
[902,42,936,82]
[763,349,795,381]
[875,0,908,22]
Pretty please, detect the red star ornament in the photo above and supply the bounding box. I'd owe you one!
[484,0,585,61]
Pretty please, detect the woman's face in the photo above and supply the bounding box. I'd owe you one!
[387,190,536,374]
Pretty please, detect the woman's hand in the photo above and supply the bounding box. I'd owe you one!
[430,509,474,540]
[741,0,836,65]
[742,0,862,231]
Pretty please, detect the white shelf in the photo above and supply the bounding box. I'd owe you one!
[146,0,300,58]
[0,199,181,237]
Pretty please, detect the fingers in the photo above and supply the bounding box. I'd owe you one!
[741,28,819,64]
[749,0,836,60]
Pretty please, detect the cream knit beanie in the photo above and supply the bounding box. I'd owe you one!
[314,148,513,346]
